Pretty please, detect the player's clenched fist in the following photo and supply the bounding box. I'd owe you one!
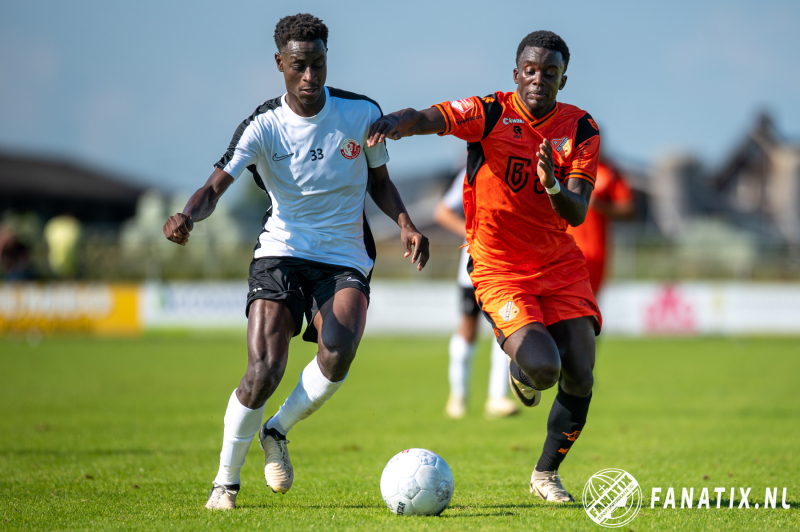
[163,213,194,246]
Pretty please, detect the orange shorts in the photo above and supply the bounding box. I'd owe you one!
[470,248,602,345]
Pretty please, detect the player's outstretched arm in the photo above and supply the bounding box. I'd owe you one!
[366,107,446,147]
[368,164,430,271]
[536,139,593,227]
[162,168,234,246]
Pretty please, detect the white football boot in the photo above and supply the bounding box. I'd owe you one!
[484,396,521,418]
[258,421,293,493]
[205,483,239,510]
[530,469,575,502]
[445,394,467,419]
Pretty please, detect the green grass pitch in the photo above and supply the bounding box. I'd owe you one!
[1,334,799,531]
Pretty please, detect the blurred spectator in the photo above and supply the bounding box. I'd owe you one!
[567,158,634,293]
[435,168,519,419]
[44,214,82,279]
[0,224,35,280]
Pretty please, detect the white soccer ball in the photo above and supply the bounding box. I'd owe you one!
[380,448,454,516]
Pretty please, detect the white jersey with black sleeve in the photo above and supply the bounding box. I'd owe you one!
[215,86,389,277]
[442,167,473,288]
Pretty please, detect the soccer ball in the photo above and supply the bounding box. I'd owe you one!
[380,448,454,516]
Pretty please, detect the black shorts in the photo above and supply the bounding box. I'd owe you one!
[246,257,370,343]
[460,285,480,317]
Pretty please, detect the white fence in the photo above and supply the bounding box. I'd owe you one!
[140,281,800,336]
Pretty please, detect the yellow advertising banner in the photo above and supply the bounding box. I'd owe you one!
[0,283,141,335]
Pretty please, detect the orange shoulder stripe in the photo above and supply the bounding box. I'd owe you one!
[566,171,596,185]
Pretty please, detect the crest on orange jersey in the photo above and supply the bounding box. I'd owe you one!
[551,137,571,156]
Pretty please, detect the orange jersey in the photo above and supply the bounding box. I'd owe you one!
[567,161,633,292]
[434,92,600,271]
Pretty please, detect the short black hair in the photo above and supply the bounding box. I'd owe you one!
[516,30,570,71]
[274,13,328,52]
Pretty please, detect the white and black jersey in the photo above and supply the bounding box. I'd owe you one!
[442,167,472,288]
[215,87,389,277]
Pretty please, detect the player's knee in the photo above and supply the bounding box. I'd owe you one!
[532,362,561,390]
[242,359,281,406]
[516,355,560,390]
[320,335,358,371]
[580,370,594,390]
[564,370,593,397]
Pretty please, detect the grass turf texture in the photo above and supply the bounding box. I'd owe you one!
[1,334,798,531]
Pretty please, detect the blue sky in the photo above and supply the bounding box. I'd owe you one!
[1,0,798,194]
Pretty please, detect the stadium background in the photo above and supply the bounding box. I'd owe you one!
[2,1,799,530]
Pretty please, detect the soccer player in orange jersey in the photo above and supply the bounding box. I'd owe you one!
[368,31,599,502]
[566,159,634,294]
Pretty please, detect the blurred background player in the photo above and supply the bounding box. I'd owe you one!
[0,224,35,281]
[435,167,519,419]
[566,157,633,294]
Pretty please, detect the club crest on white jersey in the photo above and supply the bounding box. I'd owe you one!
[340,138,361,160]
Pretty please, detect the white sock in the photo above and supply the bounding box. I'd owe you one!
[448,334,476,398]
[213,389,265,486]
[267,357,344,435]
[488,341,510,399]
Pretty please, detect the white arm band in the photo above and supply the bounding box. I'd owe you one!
[545,179,561,195]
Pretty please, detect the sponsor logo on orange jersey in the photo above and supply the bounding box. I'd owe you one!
[498,301,519,322]
[455,114,482,126]
[451,98,474,114]
[505,156,531,192]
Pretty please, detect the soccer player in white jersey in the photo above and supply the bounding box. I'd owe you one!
[436,169,519,419]
[162,14,430,510]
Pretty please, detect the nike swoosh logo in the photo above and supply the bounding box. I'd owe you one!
[272,152,294,161]
[346,277,365,286]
